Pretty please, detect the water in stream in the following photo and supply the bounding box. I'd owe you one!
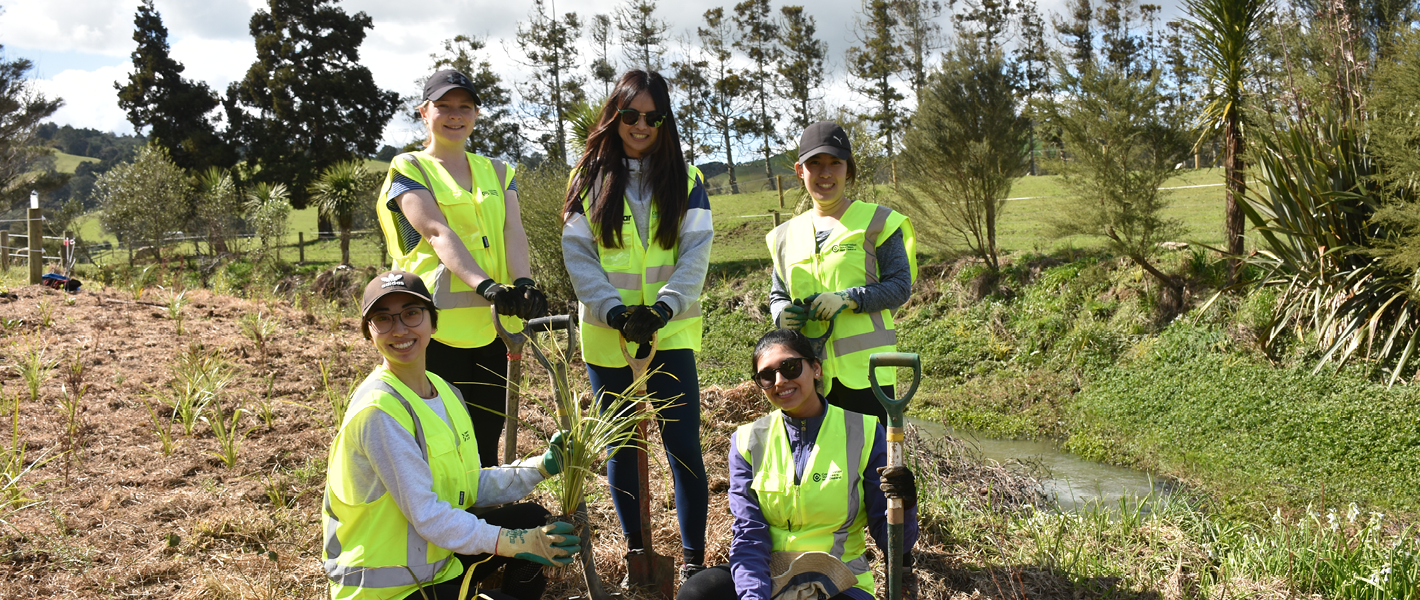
[910,419,1172,513]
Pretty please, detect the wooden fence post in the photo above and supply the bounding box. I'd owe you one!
[770,210,781,227]
[0,230,8,271]
[28,206,42,284]
[298,231,305,264]
[776,175,784,208]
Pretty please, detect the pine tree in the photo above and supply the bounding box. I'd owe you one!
[670,49,713,165]
[847,0,906,158]
[1099,0,1145,73]
[224,0,399,210]
[0,46,64,208]
[954,0,1013,54]
[893,0,946,98]
[615,0,669,72]
[1015,0,1052,175]
[1054,0,1095,70]
[116,0,234,172]
[516,0,586,164]
[590,14,617,96]
[778,6,827,131]
[700,7,747,194]
[428,35,522,161]
[734,0,783,190]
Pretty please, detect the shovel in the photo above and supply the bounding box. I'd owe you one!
[491,307,527,465]
[618,333,675,599]
[522,313,613,600]
[868,352,922,600]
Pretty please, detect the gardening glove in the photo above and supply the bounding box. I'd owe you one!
[477,279,520,316]
[606,305,632,330]
[538,430,574,477]
[511,278,548,320]
[808,290,857,321]
[778,300,809,330]
[622,302,671,345]
[878,465,918,511]
[495,521,581,567]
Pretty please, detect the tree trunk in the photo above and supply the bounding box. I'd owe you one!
[340,229,351,266]
[1224,112,1246,283]
[722,117,739,195]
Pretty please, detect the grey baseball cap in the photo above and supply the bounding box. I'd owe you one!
[797,121,852,164]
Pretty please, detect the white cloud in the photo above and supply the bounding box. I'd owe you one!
[33,65,136,135]
[168,37,256,91]
[0,0,137,56]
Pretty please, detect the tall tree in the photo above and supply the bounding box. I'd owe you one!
[116,0,233,172]
[670,48,714,165]
[847,0,906,158]
[893,0,946,99]
[0,46,64,208]
[309,160,377,266]
[590,14,617,96]
[224,0,399,210]
[734,0,783,189]
[1054,0,1095,70]
[516,0,586,164]
[778,6,828,131]
[898,39,1030,270]
[1186,0,1268,283]
[428,35,522,161]
[1015,0,1052,175]
[954,0,1014,54]
[1099,0,1146,73]
[615,0,669,71]
[700,8,747,193]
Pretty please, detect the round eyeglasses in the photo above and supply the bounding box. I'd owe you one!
[368,306,427,333]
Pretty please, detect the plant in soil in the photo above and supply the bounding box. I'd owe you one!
[163,344,236,435]
[165,289,189,335]
[35,299,54,329]
[10,335,55,405]
[240,311,278,364]
[254,373,278,429]
[0,385,51,512]
[55,350,88,484]
[140,393,176,457]
[317,360,354,428]
[201,395,251,469]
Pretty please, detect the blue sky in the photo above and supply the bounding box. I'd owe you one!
[3,0,1184,150]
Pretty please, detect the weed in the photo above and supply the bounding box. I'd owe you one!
[240,311,278,364]
[140,393,176,457]
[35,299,53,328]
[201,395,251,469]
[260,473,297,509]
[317,360,355,428]
[0,316,20,332]
[166,289,189,335]
[11,336,55,404]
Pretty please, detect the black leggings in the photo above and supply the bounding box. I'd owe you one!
[676,565,860,600]
[399,502,551,600]
[426,338,508,468]
[825,379,893,424]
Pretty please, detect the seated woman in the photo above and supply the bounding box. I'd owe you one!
[679,329,919,600]
[322,270,580,600]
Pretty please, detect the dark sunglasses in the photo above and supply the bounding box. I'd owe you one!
[617,109,667,128]
[368,306,427,333]
[754,357,809,389]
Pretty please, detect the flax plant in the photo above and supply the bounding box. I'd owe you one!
[201,395,251,469]
[140,393,176,456]
[166,289,188,335]
[317,360,355,428]
[165,345,236,435]
[240,311,278,365]
[11,336,55,405]
[35,299,54,329]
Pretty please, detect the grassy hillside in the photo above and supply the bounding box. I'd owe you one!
[53,151,98,174]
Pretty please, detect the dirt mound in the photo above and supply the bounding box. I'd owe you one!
[309,264,378,303]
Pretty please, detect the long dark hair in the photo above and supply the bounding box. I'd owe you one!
[564,70,689,250]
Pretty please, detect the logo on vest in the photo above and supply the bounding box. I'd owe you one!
[462,430,471,441]
[822,243,858,255]
[380,273,405,289]
[811,470,843,483]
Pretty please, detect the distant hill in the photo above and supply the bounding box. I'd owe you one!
[697,149,798,194]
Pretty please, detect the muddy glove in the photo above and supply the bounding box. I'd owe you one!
[878,465,917,511]
[495,522,581,567]
[622,302,671,345]
[538,430,574,477]
[777,300,809,330]
[477,280,520,316]
[511,278,548,320]
[808,290,857,321]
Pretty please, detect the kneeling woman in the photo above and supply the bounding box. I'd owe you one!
[679,329,919,600]
[322,270,579,600]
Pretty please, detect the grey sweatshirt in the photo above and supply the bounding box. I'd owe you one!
[562,159,714,325]
[339,392,548,556]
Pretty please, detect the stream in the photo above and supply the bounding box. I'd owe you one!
[909,419,1172,513]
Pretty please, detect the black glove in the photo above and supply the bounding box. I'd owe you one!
[607,305,632,332]
[878,465,917,511]
[477,279,520,316]
[621,302,671,345]
[511,278,548,320]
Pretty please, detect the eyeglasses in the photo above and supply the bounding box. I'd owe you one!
[368,306,427,333]
[753,357,809,389]
[617,109,667,128]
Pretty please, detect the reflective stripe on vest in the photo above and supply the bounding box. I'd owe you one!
[767,202,915,393]
[736,406,876,592]
[375,152,521,348]
[578,167,705,368]
[323,371,480,599]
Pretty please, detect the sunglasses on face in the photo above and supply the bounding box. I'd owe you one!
[617,109,667,128]
[754,357,809,389]
[368,306,427,333]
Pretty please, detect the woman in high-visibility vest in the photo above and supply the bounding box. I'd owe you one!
[375,69,548,468]
[677,329,919,600]
[561,70,713,582]
[766,121,917,424]
[322,270,579,600]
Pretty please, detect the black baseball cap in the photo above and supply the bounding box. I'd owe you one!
[423,69,481,105]
[797,121,852,164]
[361,270,434,318]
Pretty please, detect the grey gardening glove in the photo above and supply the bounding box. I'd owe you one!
[495,521,580,566]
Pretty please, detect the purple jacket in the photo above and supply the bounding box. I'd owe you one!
[727,406,920,600]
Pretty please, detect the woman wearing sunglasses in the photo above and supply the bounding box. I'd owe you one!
[767,121,917,425]
[561,70,714,582]
[375,69,548,468]
[677,329,918,600]
[322,270,579,600]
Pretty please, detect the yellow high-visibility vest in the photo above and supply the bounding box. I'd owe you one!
[767,201,916,393]
[323,368,482,600]
[735,404,878,594]
[376,152,522,348]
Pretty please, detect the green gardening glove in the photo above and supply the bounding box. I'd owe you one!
[808,290,857,320]
[778,301,809,330]
[538,431,574,477]
[495,521,581,566]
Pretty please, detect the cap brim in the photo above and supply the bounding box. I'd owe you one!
[426,84,481,105]
[797,145,852,164]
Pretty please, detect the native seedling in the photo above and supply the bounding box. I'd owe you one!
[140,393,176,457]
[127,266,154,302]
[240,311,279,365]
[56,384,84,484]
[254,374,278,429]
[201,395,251,469]
[166,344,235,435]
[35,300,54,329]
[0,384,54,519]
[166,290,189,335]
[317,360,355,428]
[12,336,55,405]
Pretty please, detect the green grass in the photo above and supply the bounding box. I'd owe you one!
[53,152,98,174]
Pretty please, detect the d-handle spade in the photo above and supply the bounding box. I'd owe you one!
[868,352,922,600]
[618,334,675,600]
[491,307,528,466]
